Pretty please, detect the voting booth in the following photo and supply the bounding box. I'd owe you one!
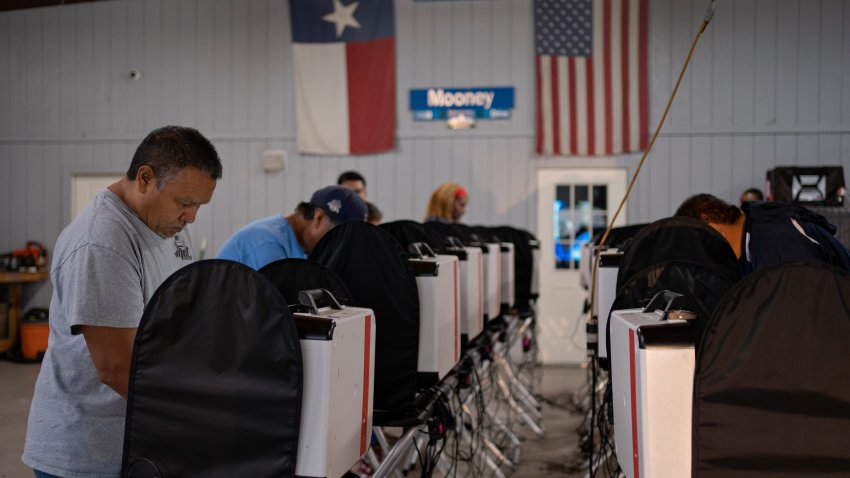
[420,222,489,342]
[610,262,850,477]
[310,222,422,425]
[595,249,622,363]
[289,290,376,478]
[491,226,541,313]
[610,293,695,478]
[408,243,461,383]
[693,262,850,477]
[605,217,741,365]
[446,241,484,342]
[259,261,376,478]
[122,260,303,477]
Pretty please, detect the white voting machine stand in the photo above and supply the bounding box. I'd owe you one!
[409,245,462,380]
[481,242,502,323]
[610,294,695,478]
[444,242,485,341]
[499,242,515,310]
[292,290,376,478]
[596,249,622,361]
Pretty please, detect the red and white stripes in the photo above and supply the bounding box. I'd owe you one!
[536,0,649,156]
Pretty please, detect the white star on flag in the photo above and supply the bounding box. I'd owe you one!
[322,0,361,38]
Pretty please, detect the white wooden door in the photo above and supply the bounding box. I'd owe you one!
[536,168,627,364]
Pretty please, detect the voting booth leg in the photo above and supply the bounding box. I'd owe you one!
[372,427,418,478]
[492,331,545,426]
[459,384,517,473]
[372,427,404,478]
[500,316,543,412]
[492,364,545,437]
[515,316,542,392]
[478,360,525,462]
[466,355,522,471]
[495,353,542,418]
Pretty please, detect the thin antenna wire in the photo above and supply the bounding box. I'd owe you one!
[586,4,715,476]
[588,1,716,329]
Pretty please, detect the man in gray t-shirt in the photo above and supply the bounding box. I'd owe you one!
[22,126,222,478]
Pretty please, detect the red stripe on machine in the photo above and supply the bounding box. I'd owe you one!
[360,315,372,456]
[496,249,501,309]
[629,329,640,478]
[454,261,459,361]
[478,256,484,330]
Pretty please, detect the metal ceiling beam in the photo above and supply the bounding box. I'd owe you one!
[0,1,106,13]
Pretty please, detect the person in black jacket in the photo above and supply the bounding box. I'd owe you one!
[675,193,850,276]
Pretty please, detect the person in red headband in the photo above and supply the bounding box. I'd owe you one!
[424,182,468,223]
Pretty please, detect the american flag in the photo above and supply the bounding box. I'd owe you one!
[535,0,648,156]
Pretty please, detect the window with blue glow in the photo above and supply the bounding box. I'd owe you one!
[554,184,608,269]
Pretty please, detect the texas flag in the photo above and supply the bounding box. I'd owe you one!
[290,0,396,155]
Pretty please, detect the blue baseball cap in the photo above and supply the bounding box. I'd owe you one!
[310,185,368,224]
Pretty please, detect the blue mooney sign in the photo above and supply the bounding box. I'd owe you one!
[409,87,515,121]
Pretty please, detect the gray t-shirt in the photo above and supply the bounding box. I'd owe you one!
[23,189,194,478]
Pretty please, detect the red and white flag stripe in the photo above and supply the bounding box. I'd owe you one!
[536,0,649,157]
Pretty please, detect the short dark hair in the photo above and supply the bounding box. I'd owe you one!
[296,201,345,228]
[741,187,764,201]
[127,126,223,187]
[366,201,383,223]
[337,171,366,186]
[675,194,742,224]
[295,201,316,220]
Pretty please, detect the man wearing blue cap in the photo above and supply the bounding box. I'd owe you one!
[217,185,368,270]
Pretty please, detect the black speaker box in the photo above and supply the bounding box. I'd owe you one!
[766,166,846,207]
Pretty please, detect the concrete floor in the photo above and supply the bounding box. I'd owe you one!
[0,359,40,478]
[0,359,586,477]
[511,365,588,478]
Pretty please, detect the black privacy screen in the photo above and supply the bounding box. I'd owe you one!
[123,260,302,478]
[694,262,850,477]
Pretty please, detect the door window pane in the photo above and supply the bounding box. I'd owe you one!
[575,185,589,209]
[554,185,572,269]
[554,183,613,270]
[592,185,608,211]
[593,213,608,230]
[556,185,571,209]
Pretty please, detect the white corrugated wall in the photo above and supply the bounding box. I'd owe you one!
[0,0,848,265]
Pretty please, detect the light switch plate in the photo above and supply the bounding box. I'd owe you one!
[263,150,287,173]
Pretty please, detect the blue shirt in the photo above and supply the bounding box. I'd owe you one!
[217,215,306,270]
